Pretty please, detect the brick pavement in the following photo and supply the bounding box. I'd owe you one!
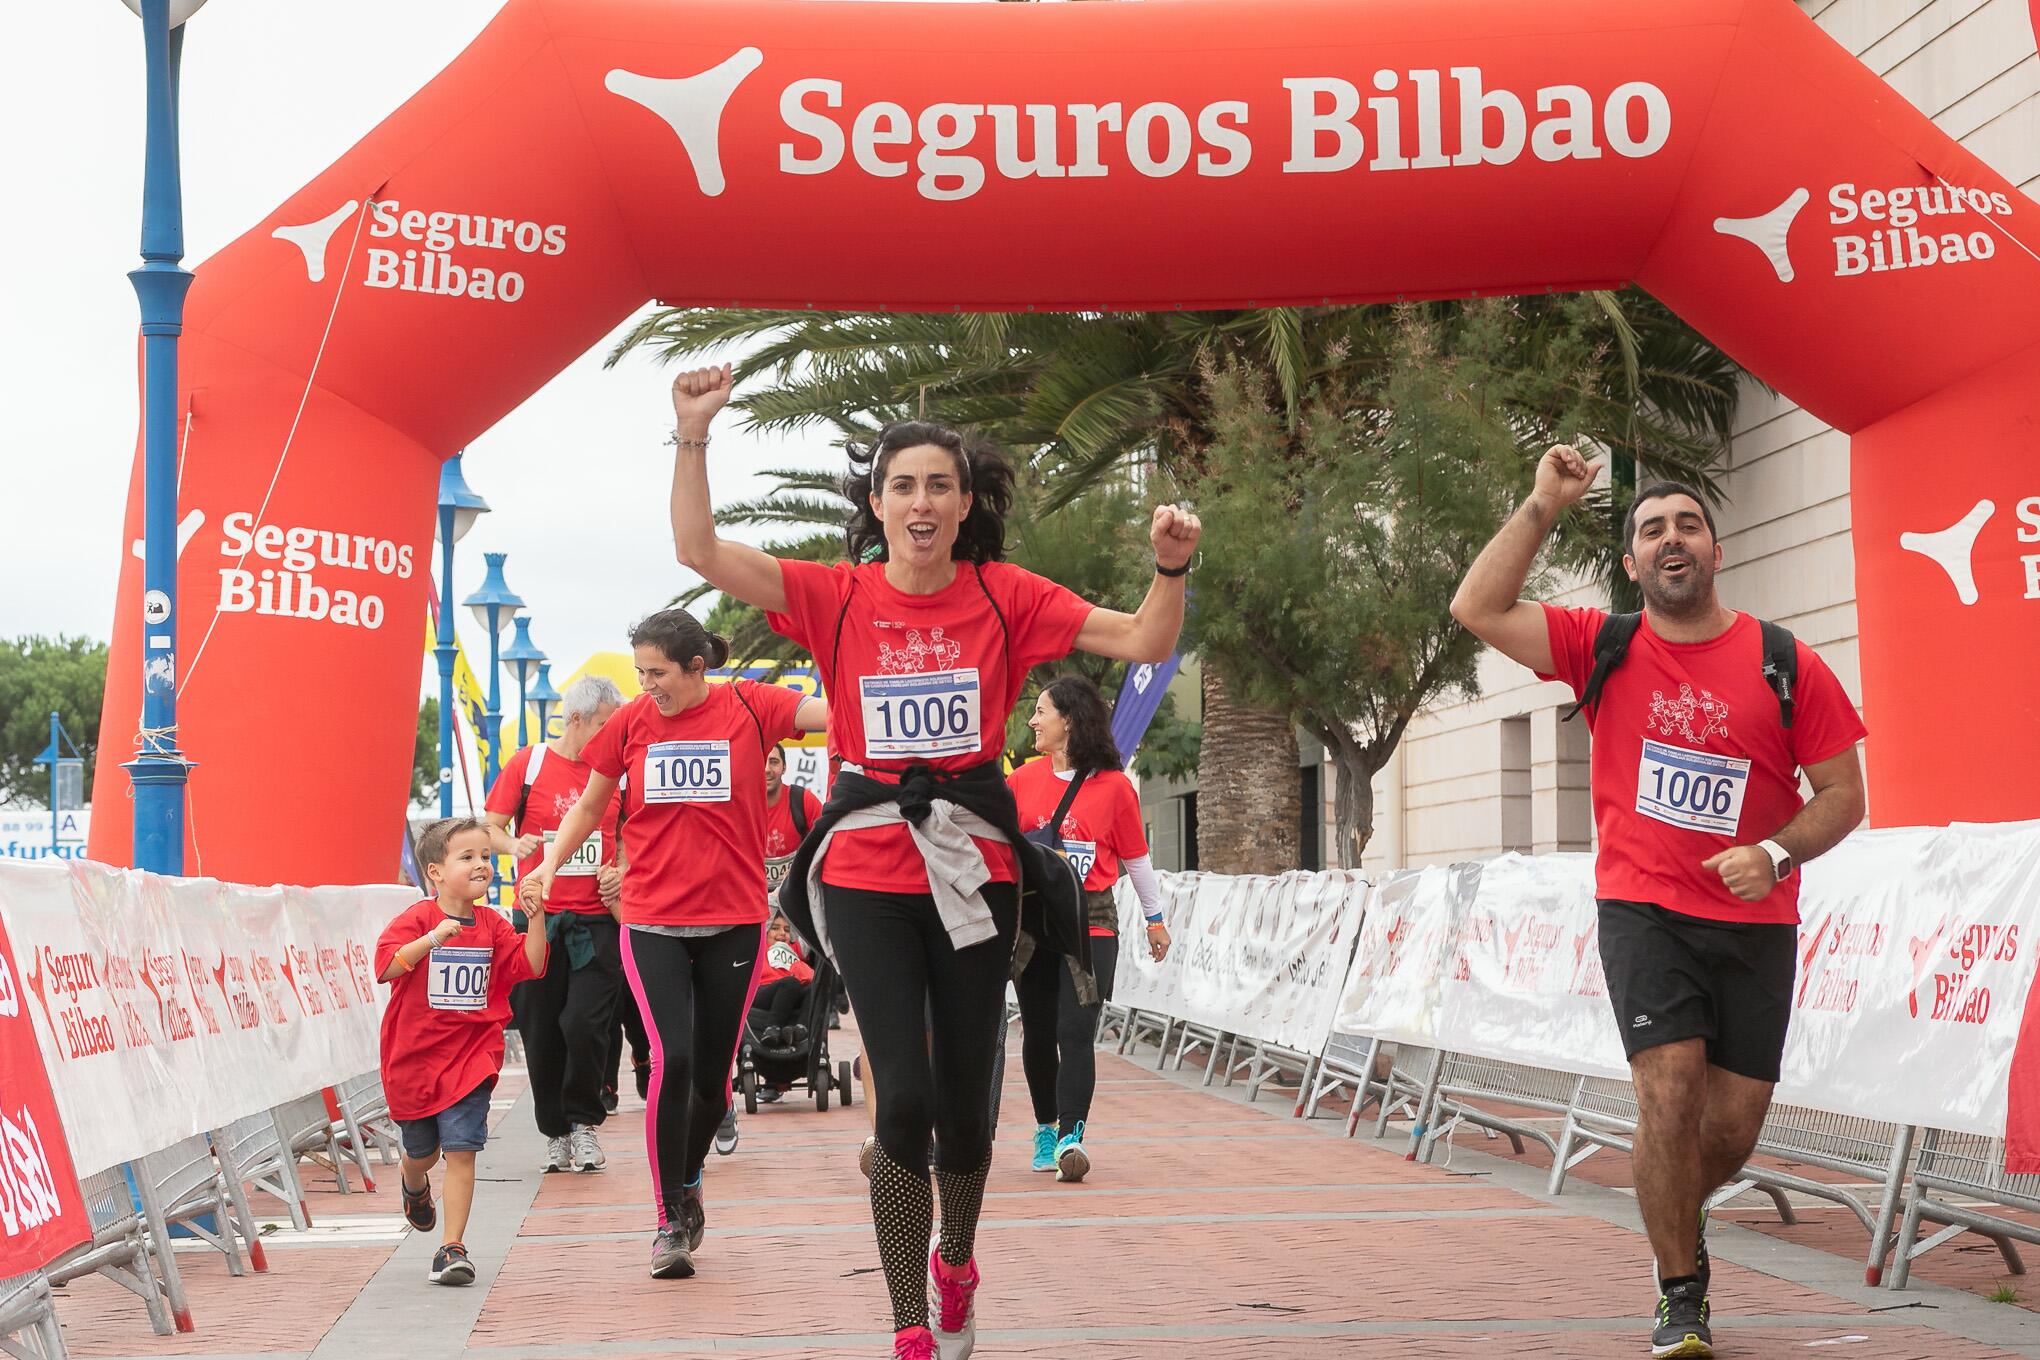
[48,1030,2040,1359]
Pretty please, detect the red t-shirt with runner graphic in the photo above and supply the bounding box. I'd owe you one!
[483,744,623,915]
[1538,605,1867,925]
[766,559,1093,891]
[582,682,805,928]
[1008,759,1148,934]
[764,784,822,860]
[376,898,541,1120]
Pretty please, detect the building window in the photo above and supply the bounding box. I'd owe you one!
[1500,715,1532,853]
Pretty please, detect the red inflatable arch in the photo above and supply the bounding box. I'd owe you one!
[93,0,2040,885]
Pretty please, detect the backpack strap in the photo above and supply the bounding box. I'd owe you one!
[1760,619,1798,730]
[513,744,548,833]
[1044,769,1090,848]
[790,787,812,838]
[1561,612,1642,724]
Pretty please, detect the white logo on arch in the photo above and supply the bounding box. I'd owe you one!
[1900,498,1994,606]
[1713,188,1809,283]
[607,49,765,197]
[272,200,360,283]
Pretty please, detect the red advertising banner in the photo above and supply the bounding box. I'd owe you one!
[0,908,90,1277]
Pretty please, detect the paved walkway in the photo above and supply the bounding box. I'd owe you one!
[47,1026,2040,1359]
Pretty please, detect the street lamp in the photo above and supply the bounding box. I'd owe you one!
[33,714,85,857]
[501,616,545,752]
[119,0,211,876]
[434,455,489,817]
[462,552,523,794]
[529,663,563,745]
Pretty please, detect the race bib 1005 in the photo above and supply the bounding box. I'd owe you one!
[1635,738,1750,836]
[860,669,981,759]
[427,945,492,1012]
[643,740,732,803]
[547,830,603,877]
[1062,838,1098,884]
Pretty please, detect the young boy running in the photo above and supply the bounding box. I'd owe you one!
[379,817,548,1285]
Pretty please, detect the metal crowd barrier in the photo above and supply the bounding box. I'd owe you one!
[217,1110,311,1231]
[1415,1053,1582,1163]
[332,1073,402,1174]
[1890,1128,2035,1289]
[46,1166,176,1335]
[0,1270,66,1359]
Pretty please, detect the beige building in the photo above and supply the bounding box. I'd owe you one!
[1357,0,2040,873]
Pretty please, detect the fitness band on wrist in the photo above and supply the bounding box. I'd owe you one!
[666,432,711,448]
[1155,560,1190,578]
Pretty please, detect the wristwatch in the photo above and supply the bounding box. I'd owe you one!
[1758,839,1795,882]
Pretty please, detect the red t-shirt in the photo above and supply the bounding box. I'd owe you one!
[1009,759,1148,934]
[482,744,623,915]
[763,783,822,899]
[582,683,805,927]
[1539,606,1867,924]
[376,898,541,1120]
[766,559,1093,892]
[756,937,816,987]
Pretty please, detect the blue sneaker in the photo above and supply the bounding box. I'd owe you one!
[1031,1124,1058,1173]
[1054,1122,1090,1183]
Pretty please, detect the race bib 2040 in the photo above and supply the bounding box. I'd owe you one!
[1635,739,1750,836]
[548,830,602,877]
[860,669,981,759]
[644,740,732,803]
[427,945,492,1012]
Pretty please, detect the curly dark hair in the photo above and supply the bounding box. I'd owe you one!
[630,607,730,672]
[1041,674,1123,775]
[843,420,1014,566]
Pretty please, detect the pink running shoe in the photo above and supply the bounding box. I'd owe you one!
[892,1325,937,1359]
[928,1248,979,1359]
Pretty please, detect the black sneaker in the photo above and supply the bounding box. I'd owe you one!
[429,1242,475,1286]
[1652,1280,1712,1358]
[601,1083,619,1114]
[1695,1207,1711,1296]
[649,1223,694,1279]
[401,1179,435,1232]
[680,1180,706,1252]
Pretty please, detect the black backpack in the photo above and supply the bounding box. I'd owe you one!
[1562,613,1798,729]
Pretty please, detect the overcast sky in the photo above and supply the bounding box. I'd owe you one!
[1,0,842,695]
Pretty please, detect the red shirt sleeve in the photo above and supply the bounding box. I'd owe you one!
[766,559,851,662]
[482,746,531,817]
[998,565,1094,671]
[1535,604,1606,694]
[1106,773,1149,861]
[800,787,821,824]
[748,680,808,747]
[490,911,543,991]
[1787,644,1869,767]
[582,704,630,780]
[375,900,430,979]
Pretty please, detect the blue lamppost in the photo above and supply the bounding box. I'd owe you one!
[434,455,489,817]
[120,0,210,875]
[501,617,545,752]
[529,663,563,744]
[33,714,84,856]
[462,553,523,794]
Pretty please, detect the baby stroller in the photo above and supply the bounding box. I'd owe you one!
[736,954,857,1112]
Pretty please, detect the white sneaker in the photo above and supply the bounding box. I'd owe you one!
[569,1124,605,1171]
[544,1135,571,1172]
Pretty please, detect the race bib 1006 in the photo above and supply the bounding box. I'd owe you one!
[1635,739,1750,836]
[427,945,492,1012]
[644,740,732,803]
[546,830,603,878]
[1062,838,1098,884]
[860,669,981,759]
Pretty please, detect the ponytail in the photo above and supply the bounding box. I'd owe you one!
[629,607,729,673]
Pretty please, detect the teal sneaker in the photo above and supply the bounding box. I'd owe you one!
[1054,1122,1091,1184]
[1031,1124,1058,1173]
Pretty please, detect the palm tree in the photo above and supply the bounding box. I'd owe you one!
[612,293,1742,872]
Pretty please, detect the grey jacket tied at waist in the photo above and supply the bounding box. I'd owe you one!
[799,767,1003,965]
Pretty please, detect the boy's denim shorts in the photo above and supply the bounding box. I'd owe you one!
[397,1079,494,1158]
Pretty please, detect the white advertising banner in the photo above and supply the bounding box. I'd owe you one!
[1333,864,1468,1047]
[0,859,410,1176]
[1111,871,1199,1019]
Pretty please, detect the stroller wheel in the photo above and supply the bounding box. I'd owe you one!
[839,1060,855,1105]
[741,1064,759,1115]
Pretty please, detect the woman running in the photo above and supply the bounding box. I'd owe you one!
[521,608,826,1280]
[664,364,1199,1359]
[1009,674,1171,1185]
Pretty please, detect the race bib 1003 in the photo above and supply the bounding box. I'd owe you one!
[644,740,732,803]
[427,945,492,1012]
[860,669,981,759]
[1635,739,1750,837]
[1062,838,1098,884]
[547,830,603,878]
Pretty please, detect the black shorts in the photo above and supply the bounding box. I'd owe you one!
[1596,900,1797,1083]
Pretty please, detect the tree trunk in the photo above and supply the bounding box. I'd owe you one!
[1323,726,1378,870]
[1196,667,1300,874]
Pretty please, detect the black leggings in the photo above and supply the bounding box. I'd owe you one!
[1016,933,1117,1134]
[621,924,762,1222]
[828,883,1017,1330]
[606,983,651,1092]
[520,914,626,1136]
[749,976,809,1029]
